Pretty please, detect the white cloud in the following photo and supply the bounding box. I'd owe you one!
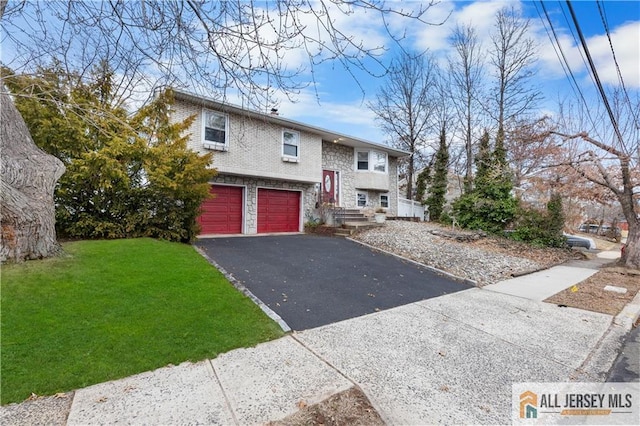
[248,1,390,77]
[587,21,640,88]
[536,19,639,89]
[184,1,638,144]
[271,88,385,142]
[409,0,518,54]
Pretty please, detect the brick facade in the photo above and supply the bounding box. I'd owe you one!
[172,99,322,183]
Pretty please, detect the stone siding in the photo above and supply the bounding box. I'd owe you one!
[321,141,398,214]
[322,141,356,209]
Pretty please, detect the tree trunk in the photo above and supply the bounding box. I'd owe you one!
[616,155,639,269]
[406,156,414,200]
[1,91,66,262]
[622,220,640,269]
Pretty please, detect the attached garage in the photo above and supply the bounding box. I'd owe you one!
[198,185,243,234]
[257,188,301,233]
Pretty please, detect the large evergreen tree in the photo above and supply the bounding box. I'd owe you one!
[415,166,431,206]
[3,64,214,242]
[474,130,492,186]
[425,125,449,221]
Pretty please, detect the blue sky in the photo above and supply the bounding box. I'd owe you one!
[267,0,640,144]
[2,0,638,146]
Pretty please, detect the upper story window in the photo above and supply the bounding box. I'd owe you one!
[372,151,387,173]
[357,151,369,170]
[355,149,387,173]
[282,129,300,160]
[203,109,228,150]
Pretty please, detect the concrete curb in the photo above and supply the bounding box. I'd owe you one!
[615,290,640,329]
[346,237,478,287]
[192,245,292,333]
[575,291,640,381]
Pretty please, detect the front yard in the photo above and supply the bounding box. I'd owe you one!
[1,238,284,405]
[353,220,581,285]
[355,220,636,316]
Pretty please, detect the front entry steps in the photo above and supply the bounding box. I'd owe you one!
[331,208,385,237]
[333,208,370,223]
[334,221,384,237]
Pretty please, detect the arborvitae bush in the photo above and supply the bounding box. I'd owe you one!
[452,130,516,233]
[509,194,566,247]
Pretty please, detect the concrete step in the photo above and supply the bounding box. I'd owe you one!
[333,212,366,217]
[333,229,353,237]
[337,216,369,222]
[343,221,383,230]
[333,208,363,214]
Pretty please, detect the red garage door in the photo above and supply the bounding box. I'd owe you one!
[257,189,300,233]
[198,185,243,234]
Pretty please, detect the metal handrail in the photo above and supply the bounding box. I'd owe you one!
[332,206,346,226]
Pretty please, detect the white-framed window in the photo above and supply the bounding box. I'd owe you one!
[356,191,368,207]
[372,151,387,173]
[355,150,387,173]
[282,129,300,159]
[380,193,389,208]
[357,151,369,170]
[202,109,228,150]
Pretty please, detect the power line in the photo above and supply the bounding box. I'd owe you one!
[565,0,626,147]
[596,0,640,129]
[535,1,598,131]
[558,1,599,101]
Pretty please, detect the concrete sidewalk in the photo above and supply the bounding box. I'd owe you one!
[4,288,636,425]
[2,251,638,425]
[483,251,617,301]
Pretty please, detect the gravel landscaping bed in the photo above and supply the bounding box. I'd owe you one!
[352,220,579,286]
[0,393,73,426]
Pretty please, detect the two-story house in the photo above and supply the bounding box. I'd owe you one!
[170,90,408,235]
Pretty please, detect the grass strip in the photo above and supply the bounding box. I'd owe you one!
[1,238,283,404]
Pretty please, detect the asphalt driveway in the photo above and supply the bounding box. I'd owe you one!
[196,235,471,330]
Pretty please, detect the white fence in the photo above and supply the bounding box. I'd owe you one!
[398,198,426,221]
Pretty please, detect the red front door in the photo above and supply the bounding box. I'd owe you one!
[322,170,339,205]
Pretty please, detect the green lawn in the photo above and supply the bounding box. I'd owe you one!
[1,238,284,405]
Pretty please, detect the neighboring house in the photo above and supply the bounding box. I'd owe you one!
[170,90,408,235]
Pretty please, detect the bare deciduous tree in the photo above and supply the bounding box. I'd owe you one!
[505,116,562,190]
[2,1,442,107]
[1,0,444,260]
[447,23,484,193]
[368,51,440,199]
[488,6,541,138]
[1,1,64,261]
[553,92,640,269]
